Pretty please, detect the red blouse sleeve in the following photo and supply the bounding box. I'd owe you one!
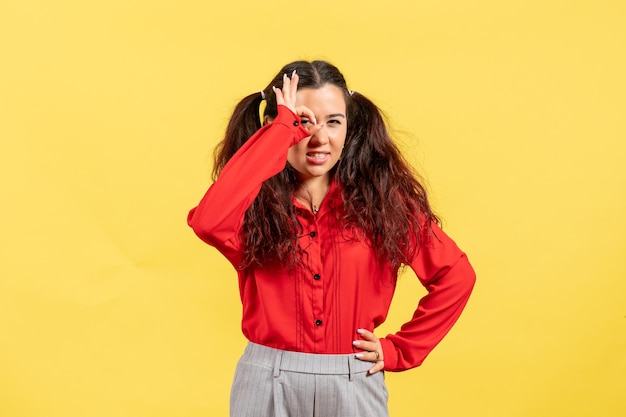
[379,222,476,371]
[187,105,310,266]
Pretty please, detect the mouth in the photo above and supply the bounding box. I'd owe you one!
[306,152,330,165]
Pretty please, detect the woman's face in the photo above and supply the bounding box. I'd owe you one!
[287,84,347,184]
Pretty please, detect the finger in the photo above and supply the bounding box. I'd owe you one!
[289,70,299,103]
[279,72,299,114]
[352,339,378,354]
[356,328,378,342]
[282,72,292,101]
[273,86,284,106]
[354,350,381,362]
[368,360,385,375]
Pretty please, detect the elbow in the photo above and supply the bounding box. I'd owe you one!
[187,206,218,244]
[459,255,477,296]
[432,254,476,298]
[187,207,203,234]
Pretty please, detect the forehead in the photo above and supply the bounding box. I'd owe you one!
[295,85,346,113]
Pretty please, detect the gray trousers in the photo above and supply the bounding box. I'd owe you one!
[230,342,390,417]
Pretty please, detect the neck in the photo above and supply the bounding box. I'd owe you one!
[296,177,330,214]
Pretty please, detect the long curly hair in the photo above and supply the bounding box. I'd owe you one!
[213,60,439,271]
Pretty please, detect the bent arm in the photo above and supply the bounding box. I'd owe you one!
[187,106,310,264]
[379,223,476,371]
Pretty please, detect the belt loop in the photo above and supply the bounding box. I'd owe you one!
[348,356,354,381]
[273,349,283,378]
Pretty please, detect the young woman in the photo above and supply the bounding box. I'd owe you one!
[188,60,475,417]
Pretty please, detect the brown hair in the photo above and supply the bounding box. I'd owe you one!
[213,60,439,271]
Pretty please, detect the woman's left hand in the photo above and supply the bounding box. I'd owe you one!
[353,328,385,374]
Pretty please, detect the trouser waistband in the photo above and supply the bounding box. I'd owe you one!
[242,342,373,381]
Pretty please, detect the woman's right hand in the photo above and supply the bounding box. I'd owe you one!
[273,71,317,126]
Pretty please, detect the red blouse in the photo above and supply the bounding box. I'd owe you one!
[188,106,476,371]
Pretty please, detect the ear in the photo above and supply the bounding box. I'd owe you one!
[263,115,273,126]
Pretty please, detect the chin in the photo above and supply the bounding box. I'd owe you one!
[308,169,332,177]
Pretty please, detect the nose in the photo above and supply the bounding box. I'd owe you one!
[308,123,329,145]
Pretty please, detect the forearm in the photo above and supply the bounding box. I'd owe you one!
[381,256,475,371]
[187,106,309,257]
[380,224,476,371]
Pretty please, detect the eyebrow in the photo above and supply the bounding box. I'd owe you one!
[324,113,346,119]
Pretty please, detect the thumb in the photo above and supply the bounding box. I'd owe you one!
[295,106,317,125]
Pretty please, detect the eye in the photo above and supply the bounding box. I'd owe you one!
[300,117,312,125]
[327,119,342,126]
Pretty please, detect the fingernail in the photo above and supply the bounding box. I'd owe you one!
[355,353,364,358]
[352,340,361,346]
[357,329,365,334]
[292,69,297,76]
[313,117,317,125]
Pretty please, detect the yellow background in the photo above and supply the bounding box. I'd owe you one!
[1,0,625,416]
